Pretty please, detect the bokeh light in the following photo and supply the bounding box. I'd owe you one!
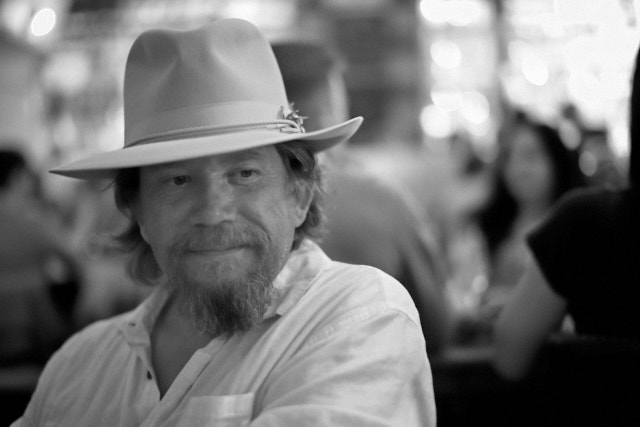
[461,91,490,124]
[431,88,464,111]
[430,39,462,69]
[420,104,453,138]
[419,0,485,27]
[30,8,56,37]
[520,52,549,86]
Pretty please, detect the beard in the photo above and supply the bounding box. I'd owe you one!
[164,224,285,338]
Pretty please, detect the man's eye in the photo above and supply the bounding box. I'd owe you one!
[171,175,190,186]
[229,168,260,183]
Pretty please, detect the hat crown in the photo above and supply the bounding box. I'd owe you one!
[124,19,289,146]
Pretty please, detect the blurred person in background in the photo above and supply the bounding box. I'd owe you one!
[67,179,152,327]
[472,113,585,324]
[272,39,453,353]
[0,147,83,366]
[14,19,435,426]
[494,45,640,382]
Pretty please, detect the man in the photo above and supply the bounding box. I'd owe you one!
[271,40,452,353]
[13,19,435,425]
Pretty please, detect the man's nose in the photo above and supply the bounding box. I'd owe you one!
[190,179,237,226]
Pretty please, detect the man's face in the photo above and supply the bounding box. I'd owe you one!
[133,146,309,335]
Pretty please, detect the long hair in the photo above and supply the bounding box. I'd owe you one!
[112,142,326,284]
[477,113,586,257]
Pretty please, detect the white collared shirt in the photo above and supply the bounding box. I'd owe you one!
[14,240,435,426]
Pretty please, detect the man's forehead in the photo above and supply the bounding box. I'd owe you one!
[142,146,278,171]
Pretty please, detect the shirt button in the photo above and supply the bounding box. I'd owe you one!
[147,371,152,380]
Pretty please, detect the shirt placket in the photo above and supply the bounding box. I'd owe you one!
[122,320,162,422]
[141,349,215,427]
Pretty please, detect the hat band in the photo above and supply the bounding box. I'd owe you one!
[125,101,297,147]
[127,119,304,147]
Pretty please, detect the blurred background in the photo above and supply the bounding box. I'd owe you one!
[1,0,636,183]
[1,0,636,234]
[1,0,639,425]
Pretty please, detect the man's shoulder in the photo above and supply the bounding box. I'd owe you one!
[554,187,619,217]
[272,260,425,351]
[306,261,421,326]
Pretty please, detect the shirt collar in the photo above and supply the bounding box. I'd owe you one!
[119,286,168,343]
[264,239,330,318]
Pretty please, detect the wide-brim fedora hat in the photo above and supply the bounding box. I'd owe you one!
[51,18,362,180]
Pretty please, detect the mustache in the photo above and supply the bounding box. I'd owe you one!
[170,225,268,253]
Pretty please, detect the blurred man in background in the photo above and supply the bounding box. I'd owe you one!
[272,39,453,353]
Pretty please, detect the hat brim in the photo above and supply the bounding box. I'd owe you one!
[51,117,362,180]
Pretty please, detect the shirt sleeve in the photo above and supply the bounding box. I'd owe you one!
[526,189,609,298]
[12,355,59,425]
[11,331,82,426]
[250,306,436,426]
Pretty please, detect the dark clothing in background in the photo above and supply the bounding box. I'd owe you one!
[527,187,640,339]
[0,205,78,365]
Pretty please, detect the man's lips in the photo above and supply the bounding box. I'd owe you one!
[185,245,247,255]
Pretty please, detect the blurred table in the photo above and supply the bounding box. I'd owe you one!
[430,344,545,427]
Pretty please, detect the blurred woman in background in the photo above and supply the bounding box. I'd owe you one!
[474,112,586,318]
[494,47,640,382]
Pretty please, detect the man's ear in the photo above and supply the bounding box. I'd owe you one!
[292,182,314,228]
